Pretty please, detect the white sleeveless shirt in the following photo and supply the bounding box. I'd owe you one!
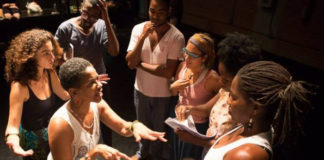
[48,102,100,160]
[204,125,272,160]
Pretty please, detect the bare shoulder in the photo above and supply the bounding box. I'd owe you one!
[205,70,222,92]
[10,81,28,99]
[97,99,110,113]
[11,81,28,90]
[225,144,270,160]
[49,117,74,140]
[209,70,220,80]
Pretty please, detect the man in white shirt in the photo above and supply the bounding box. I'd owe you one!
[126,0,185,159]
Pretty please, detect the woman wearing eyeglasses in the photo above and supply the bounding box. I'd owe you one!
[170,33,222,159]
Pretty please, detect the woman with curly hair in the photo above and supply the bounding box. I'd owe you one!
[4,29,70,160]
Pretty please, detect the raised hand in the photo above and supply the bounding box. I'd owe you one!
[141,22,155,39]
[97,0,109,20]
[170,78,191,91]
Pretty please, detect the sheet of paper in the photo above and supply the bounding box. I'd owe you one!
[165,115,216,140]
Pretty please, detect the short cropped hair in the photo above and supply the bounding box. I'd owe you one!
[150,0,170,7]
[59,57,92,90]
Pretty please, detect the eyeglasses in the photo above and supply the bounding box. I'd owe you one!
[182,48,203,58]
[80,9,99,23]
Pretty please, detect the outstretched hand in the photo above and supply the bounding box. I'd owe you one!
[132,122,167,143]
[7,141,34,157]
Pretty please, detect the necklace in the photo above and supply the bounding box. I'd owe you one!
[67,106,94,129]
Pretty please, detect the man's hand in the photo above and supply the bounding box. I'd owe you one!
[98,0,109,20]
[141,22,155,39]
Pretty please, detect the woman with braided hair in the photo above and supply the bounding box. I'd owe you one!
[204,61,315,160]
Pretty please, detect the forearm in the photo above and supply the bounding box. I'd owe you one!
[119,121,133,137]
[104,17,119,56]
[192,94,219,117]
[192,138,214,148]
[125,36,146,69]
[138,62,173,78]
[170,82,181,95]
[191,104,213,117]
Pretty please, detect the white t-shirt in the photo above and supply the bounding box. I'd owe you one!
[127,21,185,97]
[47,102,100,160]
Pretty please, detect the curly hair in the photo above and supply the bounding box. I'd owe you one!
[217,32,262,77]
[236,61,315,148]
[5,29,63,85]
[188,33,215,69]
[59,57,93,91]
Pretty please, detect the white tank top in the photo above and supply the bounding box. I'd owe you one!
[204,125,272,160]
[47,102,101,160]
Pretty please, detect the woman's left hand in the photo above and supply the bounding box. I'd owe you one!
[132,122,168,143]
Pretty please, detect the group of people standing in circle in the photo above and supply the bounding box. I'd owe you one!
[4,0,316,160]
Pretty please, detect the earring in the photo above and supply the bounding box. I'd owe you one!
[247,118,253,129]
[73,98,80,105]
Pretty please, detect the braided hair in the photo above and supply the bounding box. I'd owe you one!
[236,61,315,147]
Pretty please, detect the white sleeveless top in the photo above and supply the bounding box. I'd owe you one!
[204,125,272,160]
[47,102,101,160]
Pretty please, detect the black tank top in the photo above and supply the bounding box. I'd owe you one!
[21,70,59,130]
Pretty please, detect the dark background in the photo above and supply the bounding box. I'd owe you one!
[0,0,323,159]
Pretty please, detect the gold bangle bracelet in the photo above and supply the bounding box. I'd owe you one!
[129,120,140,133]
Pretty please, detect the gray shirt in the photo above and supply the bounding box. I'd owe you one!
[55,17,109,74]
